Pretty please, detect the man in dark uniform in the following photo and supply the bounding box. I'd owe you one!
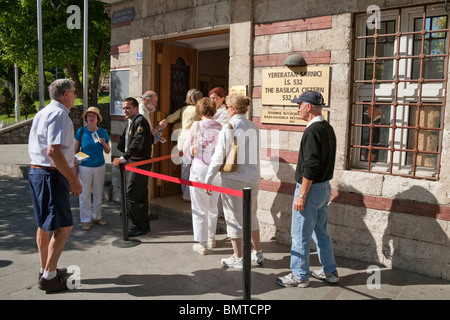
[113,97,154,237]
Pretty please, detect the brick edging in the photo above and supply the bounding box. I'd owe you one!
[259,178,450,221]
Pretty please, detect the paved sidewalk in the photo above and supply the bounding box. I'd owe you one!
[0,144,449,301]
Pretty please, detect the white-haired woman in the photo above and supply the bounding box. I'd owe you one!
[205,94,263,268]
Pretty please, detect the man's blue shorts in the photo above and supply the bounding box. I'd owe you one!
[28,168,73,232]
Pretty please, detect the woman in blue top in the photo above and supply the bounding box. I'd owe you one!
[74,107,111,231]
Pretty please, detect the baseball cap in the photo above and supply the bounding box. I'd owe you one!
[291,90,325,106]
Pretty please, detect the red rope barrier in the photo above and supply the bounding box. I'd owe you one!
[125,153,177,167]
[124,152,243,198]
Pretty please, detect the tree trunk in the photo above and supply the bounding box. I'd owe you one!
[66,64,83,100]
[66,36,109,106]
[89,38,108,105]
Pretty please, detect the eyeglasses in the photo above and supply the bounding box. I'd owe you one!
[226,105,233,110]
[66,90,76,95]
[298,102,308,109]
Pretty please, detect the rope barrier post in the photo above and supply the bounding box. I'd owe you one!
[242,187,251,300]
[120,163,129,241]
[112,163,140,248]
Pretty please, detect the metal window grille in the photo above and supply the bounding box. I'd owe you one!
[350,4,449,180]
[170,57,190,114]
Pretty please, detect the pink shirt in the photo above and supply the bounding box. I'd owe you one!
[183,119,223,166]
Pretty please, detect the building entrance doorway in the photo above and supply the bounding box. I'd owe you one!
[151,31,230,197]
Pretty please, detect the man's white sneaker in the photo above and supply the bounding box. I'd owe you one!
[311,269,339,283]
[221,254,243,269]
[276,273,309,288]
[251,250,264,264]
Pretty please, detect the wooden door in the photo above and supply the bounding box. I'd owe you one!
[158,43,197,196]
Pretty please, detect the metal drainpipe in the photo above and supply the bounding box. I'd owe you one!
[248,0,255,120]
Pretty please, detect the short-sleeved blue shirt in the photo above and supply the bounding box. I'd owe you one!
[75,126,110,167]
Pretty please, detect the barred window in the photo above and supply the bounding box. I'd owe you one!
[350,4,449,180]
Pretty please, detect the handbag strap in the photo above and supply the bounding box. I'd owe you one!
[227,122,236,141]
[78,126,84,153]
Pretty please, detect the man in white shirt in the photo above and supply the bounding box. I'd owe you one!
[28,79,82,293]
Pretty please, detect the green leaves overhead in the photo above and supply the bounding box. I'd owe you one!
[0,0,110,76]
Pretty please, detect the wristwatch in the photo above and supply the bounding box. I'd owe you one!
[299,193,306,199]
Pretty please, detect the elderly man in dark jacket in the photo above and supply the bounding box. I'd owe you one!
[277,91,339,288]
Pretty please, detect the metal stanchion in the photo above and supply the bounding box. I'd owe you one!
[119,163,129,241]
[242,187,251,300]
[112,163,141,248]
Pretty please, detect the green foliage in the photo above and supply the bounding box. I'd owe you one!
[20,70,39,95]
[19,91,36,119]
[0,0,110,69]
[0,86,14,117]
[0,0,111,103]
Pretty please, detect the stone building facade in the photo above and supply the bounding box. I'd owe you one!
[101,0,450,279]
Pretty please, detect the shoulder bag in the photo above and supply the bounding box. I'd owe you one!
[219,123,238,172]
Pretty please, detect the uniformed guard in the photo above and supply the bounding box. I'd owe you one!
[113,97,154,237]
